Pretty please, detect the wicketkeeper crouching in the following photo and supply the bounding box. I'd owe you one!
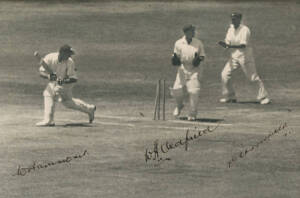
[170,24,206,121]
[36,44,96,126]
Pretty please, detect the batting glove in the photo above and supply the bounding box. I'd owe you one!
[57,78,64,86]
[48,73,57,81]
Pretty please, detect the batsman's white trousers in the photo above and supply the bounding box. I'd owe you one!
[42,84,94,123]
[172,66,201,117]
[221,55,268,100]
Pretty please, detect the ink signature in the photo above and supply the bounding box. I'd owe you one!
[13,150,88,176]
[145,125,219,163]
[228,122,292,168]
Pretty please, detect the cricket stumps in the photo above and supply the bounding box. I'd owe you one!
[153,79,166,120]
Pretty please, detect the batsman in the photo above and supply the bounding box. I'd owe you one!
[35,44,96,126]
[171,25,206,121]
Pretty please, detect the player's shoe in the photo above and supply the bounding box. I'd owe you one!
[35,121,55,127]
[260,97,271,105]
[173,104,184,118]
[187,116,196,121]
[219,98,237,103]
[88,105,96,123]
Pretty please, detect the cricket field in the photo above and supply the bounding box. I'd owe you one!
[0,1,299,198]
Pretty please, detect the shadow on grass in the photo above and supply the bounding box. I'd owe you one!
[179,117,224,123]
[236,101,260,104]
[62,123,92,128]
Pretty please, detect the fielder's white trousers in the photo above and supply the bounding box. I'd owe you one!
[221,56,268,100]
[172,66,201,117]
[42,85,94,123]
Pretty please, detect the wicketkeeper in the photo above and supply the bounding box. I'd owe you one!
[36,44,96,126]
[170,25,206,121]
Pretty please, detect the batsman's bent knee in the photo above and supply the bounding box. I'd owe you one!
[221,70,231,83]
[250,74,261,82]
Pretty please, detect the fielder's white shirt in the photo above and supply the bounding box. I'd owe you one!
[174,36,206,72]
[225,24,253,59]
[39,52,77,96]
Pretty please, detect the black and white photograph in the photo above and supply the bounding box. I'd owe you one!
[1,0,299,197]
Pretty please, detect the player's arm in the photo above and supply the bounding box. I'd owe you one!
[39,70,50,79]
[218,40,246,49]
[193,41,205,67]
[63,59,78,84]
[171,41,181,66]
[36,52,57,81]
[63,77,77,84]
[39,65,57,81]
[228,44,246,49]
[198,41,206,61]
[218,28,231,49]
[220,27,249,49]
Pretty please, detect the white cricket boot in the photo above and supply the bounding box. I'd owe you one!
[36,121,55,127]
[260,98,271,105]
[219,98,237,103]
[36,96,56,127]
[187,116,196,121]
[173,104,184,118]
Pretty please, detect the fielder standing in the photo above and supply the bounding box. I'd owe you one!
[36,44,96,126]
[218,13,270,104]
[171,25,206,121]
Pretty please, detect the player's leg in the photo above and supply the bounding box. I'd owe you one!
[170,88,185,117]
[186,74,201,121]
[36,93,56,126]
[171,69,186,117]
[61,90,96,123]
[220,58,239,102]
[240,57,270,104]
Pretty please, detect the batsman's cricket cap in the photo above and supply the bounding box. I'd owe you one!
[231,12,242,19]
[183,24,195,33]
[59,44,75,55]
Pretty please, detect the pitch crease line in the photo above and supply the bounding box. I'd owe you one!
[96,115,149,121]
[168,120,232,126]
[95,115,232,126]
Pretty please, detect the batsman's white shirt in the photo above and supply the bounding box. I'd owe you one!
[225,24,254,60]
[39,52,77,97]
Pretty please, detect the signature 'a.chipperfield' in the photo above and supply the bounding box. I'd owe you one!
[145,125,219,163]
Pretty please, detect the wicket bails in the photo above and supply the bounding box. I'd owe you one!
[153,79,166,120]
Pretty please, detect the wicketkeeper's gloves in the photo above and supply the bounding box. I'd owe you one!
[171,53,181,66]
[192,52,204,67]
